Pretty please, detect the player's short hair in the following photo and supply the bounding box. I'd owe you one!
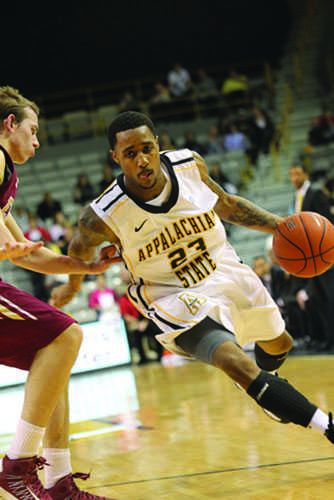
[0,86,39,126]
[107,111,156,149]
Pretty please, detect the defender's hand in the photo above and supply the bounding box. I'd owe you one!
[0,241,44,261]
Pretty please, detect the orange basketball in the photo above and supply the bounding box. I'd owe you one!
[273,212,334,277]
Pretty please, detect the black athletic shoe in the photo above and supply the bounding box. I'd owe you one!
[325,412,334,443]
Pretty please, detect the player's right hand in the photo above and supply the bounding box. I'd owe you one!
[0,240,44,260]
[49,283,78,309]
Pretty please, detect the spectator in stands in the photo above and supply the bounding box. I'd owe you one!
[167,62,193,97]
[73,173,95,205]
[221,68,249,109]
[13,204,30,233]
[194,68,218,98]
[183,130,207,155]
[118,91,142,113]
[149,82,171,104]
[324,176,334,216]
[248,105,275,164]
[159,130,176,151]
[205,126,224,154]
[24,213,51,243]
[216,114,231,137]
[235,108,253,138]
[118,265,163,364]
[250,106,275,153]
[88,274,118,320]
[49,211,69,242]
[209,162,237,194]
[36,191,62,222]
[308,117,328,147]
[253,253,308,346]
[223,123,249,152]
[308,107,334,147]
[56,222,74,255]
[24,213,51,302]
[99,164,115,193]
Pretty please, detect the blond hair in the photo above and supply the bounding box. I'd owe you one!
[0,86,39,125]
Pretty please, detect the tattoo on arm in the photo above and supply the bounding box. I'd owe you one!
[226,197,280,229]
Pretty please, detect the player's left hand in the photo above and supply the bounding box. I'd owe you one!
[89,244,123,273]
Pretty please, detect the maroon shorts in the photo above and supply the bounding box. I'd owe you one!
[0,280,77,370]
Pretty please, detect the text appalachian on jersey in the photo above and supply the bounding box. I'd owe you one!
[137,209,217,288]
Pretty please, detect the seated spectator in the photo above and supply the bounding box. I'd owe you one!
[167,62,193,97]
[149,82,171,104]
[118,265,163,364]
[13,205,30,233]
[74,173,95,205]
[118,91,142,113]
[56,223,74,255]
[216,114,231,137]
[235,108,253,138]
[24,213,51,243]
[251,106,275,151]
[205,126,224,154]
[324,176,334,217]
[99,164,115,193]
[159,131,176,151]
[36,191,62,222]
[223,123,249,152]
[183,130,207,155]
[308,112,334,147]
[209,162,238,194]
[24,214,51,302]
[194,68,218,98]
[89,274,118,320]
[49,211,68,242]
[221,68,249,108]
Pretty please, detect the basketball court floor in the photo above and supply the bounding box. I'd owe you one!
[1,353,334,499]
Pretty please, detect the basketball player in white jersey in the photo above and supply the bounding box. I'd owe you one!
[52,111,334,445]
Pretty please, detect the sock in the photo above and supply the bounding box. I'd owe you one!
[247,370,317,427]
[7,418,45,459]
[43,448,72,489]
[309,408,329,433]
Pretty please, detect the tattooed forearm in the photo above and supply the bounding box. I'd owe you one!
[215,196,284,233]
[227,198,280,227]
[193,152,284,234]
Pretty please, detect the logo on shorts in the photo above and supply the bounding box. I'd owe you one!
[178,293,207,315]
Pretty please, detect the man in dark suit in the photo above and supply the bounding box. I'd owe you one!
[253,255,308,343]
[289,161,334,350]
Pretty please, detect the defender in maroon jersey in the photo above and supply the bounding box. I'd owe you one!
[0,87,119,500]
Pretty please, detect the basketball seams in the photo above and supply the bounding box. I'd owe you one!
[274,224,308,274]
[319,218,330,264]
[299,213,317,274]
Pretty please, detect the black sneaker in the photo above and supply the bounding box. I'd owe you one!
[325,412,334,443]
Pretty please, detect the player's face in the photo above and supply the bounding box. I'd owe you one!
[9,108,40,164]
[289,166,308,190]
[111,125,165,201]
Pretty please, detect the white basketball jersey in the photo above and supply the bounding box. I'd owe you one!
[91,149,284,354]
[91,149,228,283]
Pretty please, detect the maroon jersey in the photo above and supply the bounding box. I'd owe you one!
[0,145,76,371]
[0,144,18,218]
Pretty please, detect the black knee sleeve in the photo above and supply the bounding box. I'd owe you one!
[247,371,317,427]
[255,343,288,371]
